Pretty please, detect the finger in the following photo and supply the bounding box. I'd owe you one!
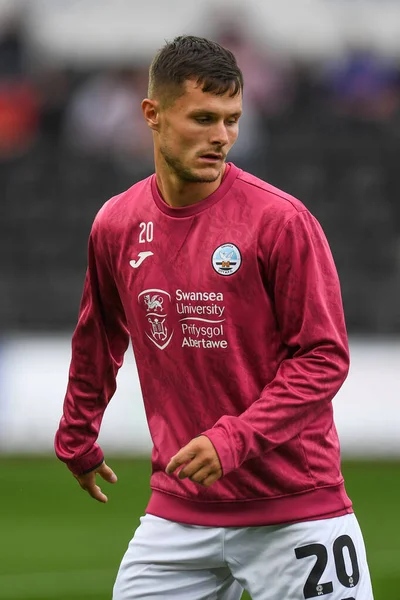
[186,466,212,483]
[97,462,118,484]
[75,467,114,503]
[178,458,207,480]
[75,472,95,490]
[165,449,196,474]
[76,475,109,503]
[182,456,222,479]
[86,483,108,503]
[201,472,221,488]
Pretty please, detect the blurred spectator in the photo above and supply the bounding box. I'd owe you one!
[213,20,295,171]
[34,68,71,144]
[0,15,39,159]
[0,16,23,76]
[323,46,400,123]
[62,68,153,170]
[0,79,39,158]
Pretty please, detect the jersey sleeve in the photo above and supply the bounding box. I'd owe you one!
[202,209,350,476]
[54,215,130,475]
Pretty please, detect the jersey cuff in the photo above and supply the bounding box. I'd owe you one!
[65,446,105,476]
[201,429,236,476]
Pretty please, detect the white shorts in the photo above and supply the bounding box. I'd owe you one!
[113,512,373,600]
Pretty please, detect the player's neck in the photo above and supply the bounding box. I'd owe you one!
[154,160,225,208]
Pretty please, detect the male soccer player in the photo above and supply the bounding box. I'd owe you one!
[55,36,374,599]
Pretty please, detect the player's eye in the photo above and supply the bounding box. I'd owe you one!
[195,116,211,124]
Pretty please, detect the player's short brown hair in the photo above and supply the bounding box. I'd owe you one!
[148,35,243,107]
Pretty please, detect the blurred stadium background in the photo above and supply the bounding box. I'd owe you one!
[0,1,399,599]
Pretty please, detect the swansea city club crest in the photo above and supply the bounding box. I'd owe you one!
[212,243,242,276]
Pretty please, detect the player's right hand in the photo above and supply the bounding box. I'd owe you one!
[74,461,118,503]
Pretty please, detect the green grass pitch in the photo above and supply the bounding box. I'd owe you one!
[0,457,398,599]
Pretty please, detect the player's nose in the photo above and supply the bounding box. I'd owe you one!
[209,122,229,147]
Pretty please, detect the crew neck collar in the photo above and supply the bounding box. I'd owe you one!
[151,163,240,218]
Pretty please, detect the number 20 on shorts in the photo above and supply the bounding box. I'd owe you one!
[295,534,359,599]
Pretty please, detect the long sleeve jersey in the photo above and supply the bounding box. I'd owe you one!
[55,163,353,526]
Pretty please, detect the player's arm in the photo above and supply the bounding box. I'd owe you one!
[54,215,129,498]
[200,209,350,476]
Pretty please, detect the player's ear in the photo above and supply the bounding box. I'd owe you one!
[142,98,160,131]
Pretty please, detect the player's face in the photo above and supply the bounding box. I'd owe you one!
[157,79,242,183]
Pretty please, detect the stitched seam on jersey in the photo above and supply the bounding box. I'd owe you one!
[150,481,346,502]
[236,175,303,211]
[297,433,316,486]
[151,178,237,219]
[174,217,198,258]
[151,196,227,219]
[268,209,308,263]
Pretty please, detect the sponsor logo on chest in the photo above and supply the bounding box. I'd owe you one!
[135,242,242,351]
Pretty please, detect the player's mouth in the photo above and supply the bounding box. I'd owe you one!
[198,153,224,163]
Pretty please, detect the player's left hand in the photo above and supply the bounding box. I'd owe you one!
[165,435,222,487]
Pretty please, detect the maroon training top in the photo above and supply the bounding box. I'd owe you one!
[55,163,353,526]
